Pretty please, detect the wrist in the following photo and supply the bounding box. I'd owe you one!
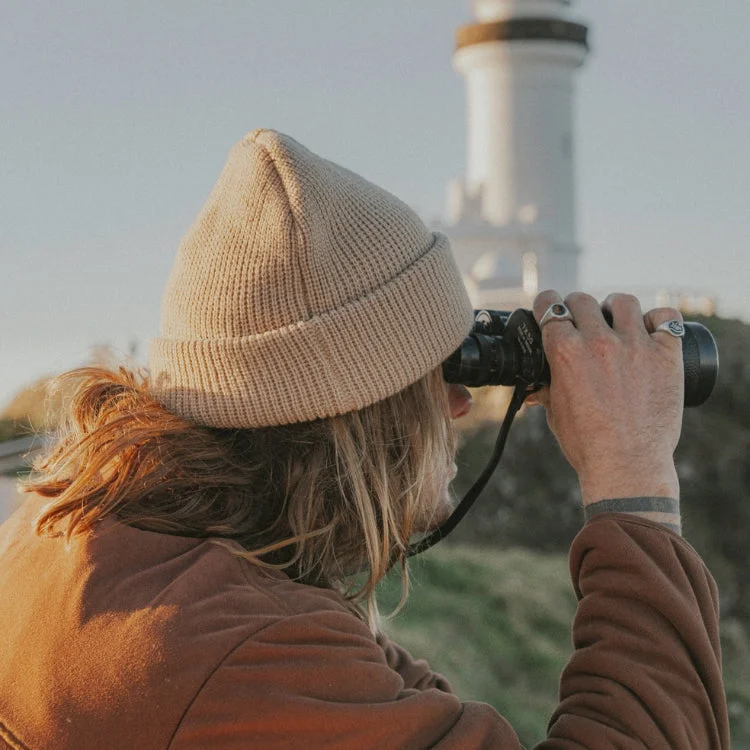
[578,461,679,507]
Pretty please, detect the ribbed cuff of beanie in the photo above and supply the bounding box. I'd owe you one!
[149,232,472,428]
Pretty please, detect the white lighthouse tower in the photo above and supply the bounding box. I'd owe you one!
[443,0,589,308]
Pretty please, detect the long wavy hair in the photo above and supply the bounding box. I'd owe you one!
[23,366,457,629]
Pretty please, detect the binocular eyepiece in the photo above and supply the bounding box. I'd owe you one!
[442,309,719,408]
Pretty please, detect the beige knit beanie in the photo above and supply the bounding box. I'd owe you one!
[148,129,473,428]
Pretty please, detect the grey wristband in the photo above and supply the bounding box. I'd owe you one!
[585,497,681,535]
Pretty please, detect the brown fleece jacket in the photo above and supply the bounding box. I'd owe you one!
[0,497,728,749]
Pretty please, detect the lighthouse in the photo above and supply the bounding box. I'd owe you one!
[443,0,589,308]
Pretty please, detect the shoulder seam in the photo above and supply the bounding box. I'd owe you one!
[167,605,379,748]
[167,605,374,748]
[166,615,288,749]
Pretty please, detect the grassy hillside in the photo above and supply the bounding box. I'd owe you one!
[378,544,750,747]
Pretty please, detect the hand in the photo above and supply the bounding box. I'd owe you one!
[527,291,684,505]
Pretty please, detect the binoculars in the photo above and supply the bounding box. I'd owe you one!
[442,309,719,408]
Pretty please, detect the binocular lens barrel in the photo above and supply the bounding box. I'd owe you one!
[681,322,719,407]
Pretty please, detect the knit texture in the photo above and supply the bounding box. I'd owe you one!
[149,129,473,428]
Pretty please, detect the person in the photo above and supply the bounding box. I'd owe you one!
[0,130,728,749]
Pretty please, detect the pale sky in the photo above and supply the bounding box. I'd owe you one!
[2,0,749,409]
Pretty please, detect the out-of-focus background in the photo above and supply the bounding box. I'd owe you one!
[2,0,749,744]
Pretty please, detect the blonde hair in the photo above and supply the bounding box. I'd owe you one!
[24,366,457,629]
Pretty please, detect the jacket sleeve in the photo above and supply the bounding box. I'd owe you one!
[540,514,729,749]
[171,515,728,750]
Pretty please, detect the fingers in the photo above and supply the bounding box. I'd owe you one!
[643,306,684,333]
[602,293,646,338]
[536,291,671,343]
[532,289,566,324]
[532,290,575,348]
[643,306,685,348]
[564,292,606,332]
[533,290,682,367]
[533,290,610,343]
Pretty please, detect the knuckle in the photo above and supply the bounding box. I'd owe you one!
[535,289,558,300]
[564,291,596,308]
[588,330,618,356]
[605,294,642,321]
[614,293,640,309]
[533,289,560,310]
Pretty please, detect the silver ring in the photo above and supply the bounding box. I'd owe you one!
[539,302,574,328]
[653,319,685,338]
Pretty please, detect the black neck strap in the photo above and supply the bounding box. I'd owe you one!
[406,383,528,557]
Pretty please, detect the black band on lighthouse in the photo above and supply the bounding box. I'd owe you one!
[456,18,589,51]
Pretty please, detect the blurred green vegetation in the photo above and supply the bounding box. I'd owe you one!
[379,544,750,747]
